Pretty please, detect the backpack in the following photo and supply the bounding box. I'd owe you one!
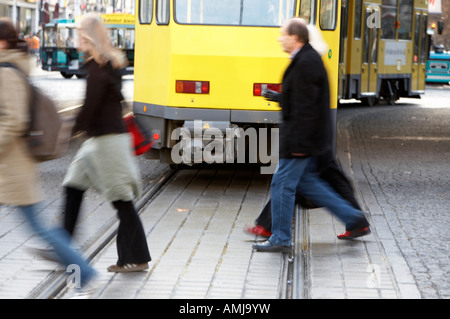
[123,113,154,156]
[0,62,72,162]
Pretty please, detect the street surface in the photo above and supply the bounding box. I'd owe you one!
[337,88,450,298]
[0,66,448,299]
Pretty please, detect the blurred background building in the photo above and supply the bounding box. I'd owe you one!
[0,0,135,36]
[429,0,450,49]
[1,0,449,51]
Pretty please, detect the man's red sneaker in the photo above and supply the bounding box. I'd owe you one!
[244,224,272,238]
[337,227,371,240]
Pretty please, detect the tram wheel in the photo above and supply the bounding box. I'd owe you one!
[60,72,73,79]
[386,97,396,105]
[361,96,378,107]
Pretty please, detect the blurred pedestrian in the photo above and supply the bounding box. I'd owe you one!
[253,18,370,253]
[247,25,361,238]
[31,33,39,53]
[61,15,151,272]
[31,33,40,65]
[0,17,96,288]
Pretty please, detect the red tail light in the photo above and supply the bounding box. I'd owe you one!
[176,80,210,94]
[253,83,282,96]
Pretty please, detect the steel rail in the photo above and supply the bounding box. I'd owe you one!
[292,205,310,299]
[280,205,310,299]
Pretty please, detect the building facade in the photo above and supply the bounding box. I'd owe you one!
[429,0,450,49]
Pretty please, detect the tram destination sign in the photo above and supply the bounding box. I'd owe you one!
[384,41,406,66]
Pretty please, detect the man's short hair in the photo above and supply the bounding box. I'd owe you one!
[286,18,309,44]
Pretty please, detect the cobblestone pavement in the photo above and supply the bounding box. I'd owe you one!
[337,93,450,298]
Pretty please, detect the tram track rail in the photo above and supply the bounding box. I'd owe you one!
[26,167,178,299]
[280,205,310,299]
[292,206,310,299]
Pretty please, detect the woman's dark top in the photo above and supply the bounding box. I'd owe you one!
[73,59,127,137]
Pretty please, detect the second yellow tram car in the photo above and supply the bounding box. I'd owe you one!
[133,0,427,165]
[339,0,428,106]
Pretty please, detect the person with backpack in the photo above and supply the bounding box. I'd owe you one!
[61,15,151,273]
[0,17,97,290]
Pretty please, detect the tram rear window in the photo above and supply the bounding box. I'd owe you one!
[398,0,412,40]
[139,0,153,24]
[174,0,296,27]
[381,0,397,39]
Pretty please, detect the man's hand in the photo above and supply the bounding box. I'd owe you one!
[263,89,281,102]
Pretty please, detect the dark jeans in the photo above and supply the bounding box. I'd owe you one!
[270,157,367,245]
[19,204,96,286]
[256,159,362,232]
[63,187,151,266]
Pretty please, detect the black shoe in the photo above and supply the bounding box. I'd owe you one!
[253,240,292,253]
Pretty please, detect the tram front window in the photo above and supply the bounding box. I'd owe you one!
[109,29,135,49]
[43,28,57,47]
[58,28,75,48]
[175,0,296,26]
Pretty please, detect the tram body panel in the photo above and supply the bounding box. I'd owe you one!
[134,24,172,107]
[170,25,287,111]
[320,21,341,111]
[135,24,288,111]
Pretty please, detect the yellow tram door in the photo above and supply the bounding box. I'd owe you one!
[360,3,379,97]
[338,0,349,100]
[411,9,428,93]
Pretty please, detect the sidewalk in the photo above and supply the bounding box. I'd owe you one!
[0,64,424,299]
[57,168,281,299]
[0,164,421,299]
[307,208,420,298]
[59,168,421,299]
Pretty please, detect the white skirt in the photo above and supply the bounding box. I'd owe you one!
[63,133,141,202]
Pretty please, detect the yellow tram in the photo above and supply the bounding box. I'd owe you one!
[133,0,428,165]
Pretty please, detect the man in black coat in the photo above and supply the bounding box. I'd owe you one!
[253,18,370,253]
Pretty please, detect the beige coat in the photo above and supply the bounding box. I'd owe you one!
[0,50,41,206]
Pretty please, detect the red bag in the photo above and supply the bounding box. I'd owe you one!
[123,114,154,156]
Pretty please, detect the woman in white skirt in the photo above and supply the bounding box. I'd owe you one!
[62,15,151,272]
[0,17,97,288]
